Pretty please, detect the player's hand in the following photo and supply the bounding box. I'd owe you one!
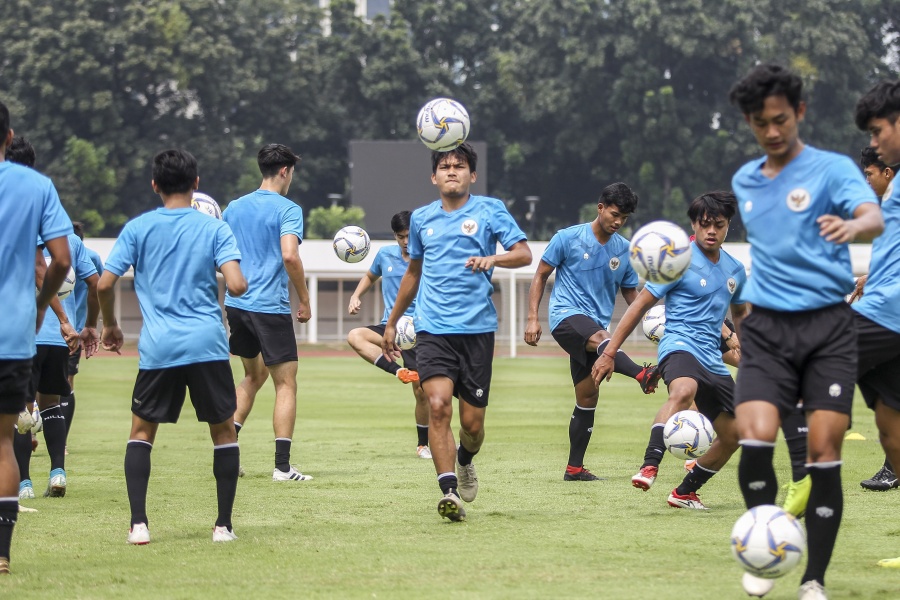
[60,321,80,354]
[524,319,542,346]
[465,255,496,273]
[591,353,615,386]
[80,327,100,359]
[101,325,124,354]
[848,274,867,303]
[348,295,361,315]
[381,324,401,362]
[296,301,311,323]
[817,214,858,244]
[35,305,47,333]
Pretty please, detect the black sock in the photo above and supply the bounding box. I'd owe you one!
[802,463,843,586]
[416,425,429,447]
[275,438,291,472]
[59,392,75,437]
[457,443,479,467]
[0,499,17,561]
[213,444,240,530]
[738,442,777,507]
[597,340,641,378]
[124,441,152,527]
[676,463,717,495]
[781,410,808,482]
[41,405,67,471]
[13,431,31,482]
[374,355,401,376]
[438,474,458,495]
[642,424,666,468]
[567,405,596,468]
[234,423,242,440]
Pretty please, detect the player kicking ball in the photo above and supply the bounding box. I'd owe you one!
[99,149,248,544]
[593,191,748,509]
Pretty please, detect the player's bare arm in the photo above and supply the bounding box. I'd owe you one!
[80,272,101,358]
[97,271,123,354]
[817,202,883,243]
[281,233,311,323]
[621,287,638,305]
[220,260,247,298]
[465,240,532,273]
[382,259,422,361]
[592,288,659,385]
[35,247,80,352]
[348,272,378,315]
[524,260,555,346]
[37,236,72,332]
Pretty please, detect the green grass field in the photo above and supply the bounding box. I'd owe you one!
[2,352,898,599]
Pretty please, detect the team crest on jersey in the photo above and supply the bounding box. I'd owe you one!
[609,257,620,271]
[786,188,811,212]
[727,278,737,295]
[461,219,478,235]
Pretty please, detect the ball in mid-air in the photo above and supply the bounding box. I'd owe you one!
[416,98,470,152]
[629,221,692,284]
[731,504,806,579]
[663,409,714,460]
[332,226,371,263]
[642,305,667,344]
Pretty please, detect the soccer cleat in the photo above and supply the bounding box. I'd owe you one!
[127,523,150,545]
[684,459,696,472]
[437,492,466,522]
[18,480,34,500]
[456,461,478,502]
[212,526,238,543]
[860,465,899,491]
[632,465,658,491]
[797,580,828,600]
[16,409,34,434]
[636,363,662,394]
[416,445,432,459]
[742,572,775,597]
[564,466,601,481]
[238,465,245,478]
[877,556,900,568]
[396,368,419,384]
[272,466,313,481]
[47,468,67,497]
[783,474,811,517]
[667,488,708,510]
[0,557,9,575]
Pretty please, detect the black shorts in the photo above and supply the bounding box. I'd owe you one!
[659,351,735,422]
[67,347,82,376]
[855,312,900,412]
[735,303,857,415]
[367,324,417,371]
[131,360,237,424]
[225,307,297,365]
[32,345,72,397]
[0,358,33,414]
[720,318,736,355]
[551,314,606,385]
[414,332,493,408]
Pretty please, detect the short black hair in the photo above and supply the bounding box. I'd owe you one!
[0,101,8,146]
[72,221,85,240]
[258,143,301,178]
[688,190,737,223]
[431,142,477,174]
[391,211,411,233]
[860,146,888,170]
[7,135,35,167]
[729,63,803,115]
[152,149,198,195]
[854,81,900,131]
[598,182,638,214]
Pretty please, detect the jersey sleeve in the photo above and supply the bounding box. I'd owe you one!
[407,210,424,260]
[214,222,243,268]
[621,252,639,288]
[643,279,676,300]
[829,155,878,217]
[369,247,386,278]
[732,265,749,305]
[39,181,73,243]
[90,251,105,276]
[280,202,304,243]
[491,200,527,249]
[71,237,98,281]
[105,224,138,277]
[541,231,567,268]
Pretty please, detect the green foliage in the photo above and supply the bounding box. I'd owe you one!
[305,205,366,239]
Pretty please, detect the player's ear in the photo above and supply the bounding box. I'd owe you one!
[470,171,477,183]
[886,167,894,180]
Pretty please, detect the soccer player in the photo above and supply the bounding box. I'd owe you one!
[0,100,74,574]
[729,64,883,599]
[98,149,247,544]
[381,143,532,521]
[222,144,313,481]
[854,81,900,566]
[593,191,747,509]
[347,210,431,459]
[524,182,662,481]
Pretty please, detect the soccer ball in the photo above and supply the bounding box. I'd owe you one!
[629,221,692,284]
[41,256,76,300]
[731,504,806,579]
[642,305,666,343]
[16,409,35,434]
[332,226,371,263]
[191,192,222,219]
[416,98,470,152]
[663,410,715,459]
[395,315,416,350]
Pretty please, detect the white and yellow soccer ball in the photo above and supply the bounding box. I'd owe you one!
[332,226,371,263]
[731,504,806,579]
[663,410,714,460]
[642,305,667,344]
[416,98,470,152]
[629,221,692,284]
[39,256,76,300]
[395,315,417,350]
[191,192,223,219]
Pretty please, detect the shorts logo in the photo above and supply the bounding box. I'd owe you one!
[749,480,766,491]
[475,389,483,398]
[816,506,835,518]
[700,278,707,287]
[744,201,753,212]
[427,228,434,236]
[786,188,811,212]
[828,383,841,397]
[461,219,478,235]
[587,427,593,433]
[609,257,620,270]
[132,398,142,406]
[727,278,737,295]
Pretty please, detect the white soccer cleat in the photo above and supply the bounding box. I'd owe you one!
[272,466,313,481]
[238,465,245,478]
[416,445,432,459]
[18,480,34,500]
[212,526,238,543]
[797,580,828,600]
[16,410,34,434]
[456,462,478,502]
[127,523,150,545]
[17,504,38,514]
[742,572,775,597]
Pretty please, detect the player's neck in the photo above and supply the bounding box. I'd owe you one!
[161,194,192,209]
[700,246,721,263]
[441,192,470,212]
[762,139,805,178]
[591,220,611,245]
[259,179,286,195]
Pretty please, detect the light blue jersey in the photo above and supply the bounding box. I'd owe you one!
[542,224,637,332]
[105,208,241,369]
[369,245,416,324]
[408,195,526,334]
[74,246,103,331]
[0,162,72,359]
[645,243,747,376]
[36,235,98,347]
[733,146,877,310]
[855,180,900,333]
[223,190,304,314]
